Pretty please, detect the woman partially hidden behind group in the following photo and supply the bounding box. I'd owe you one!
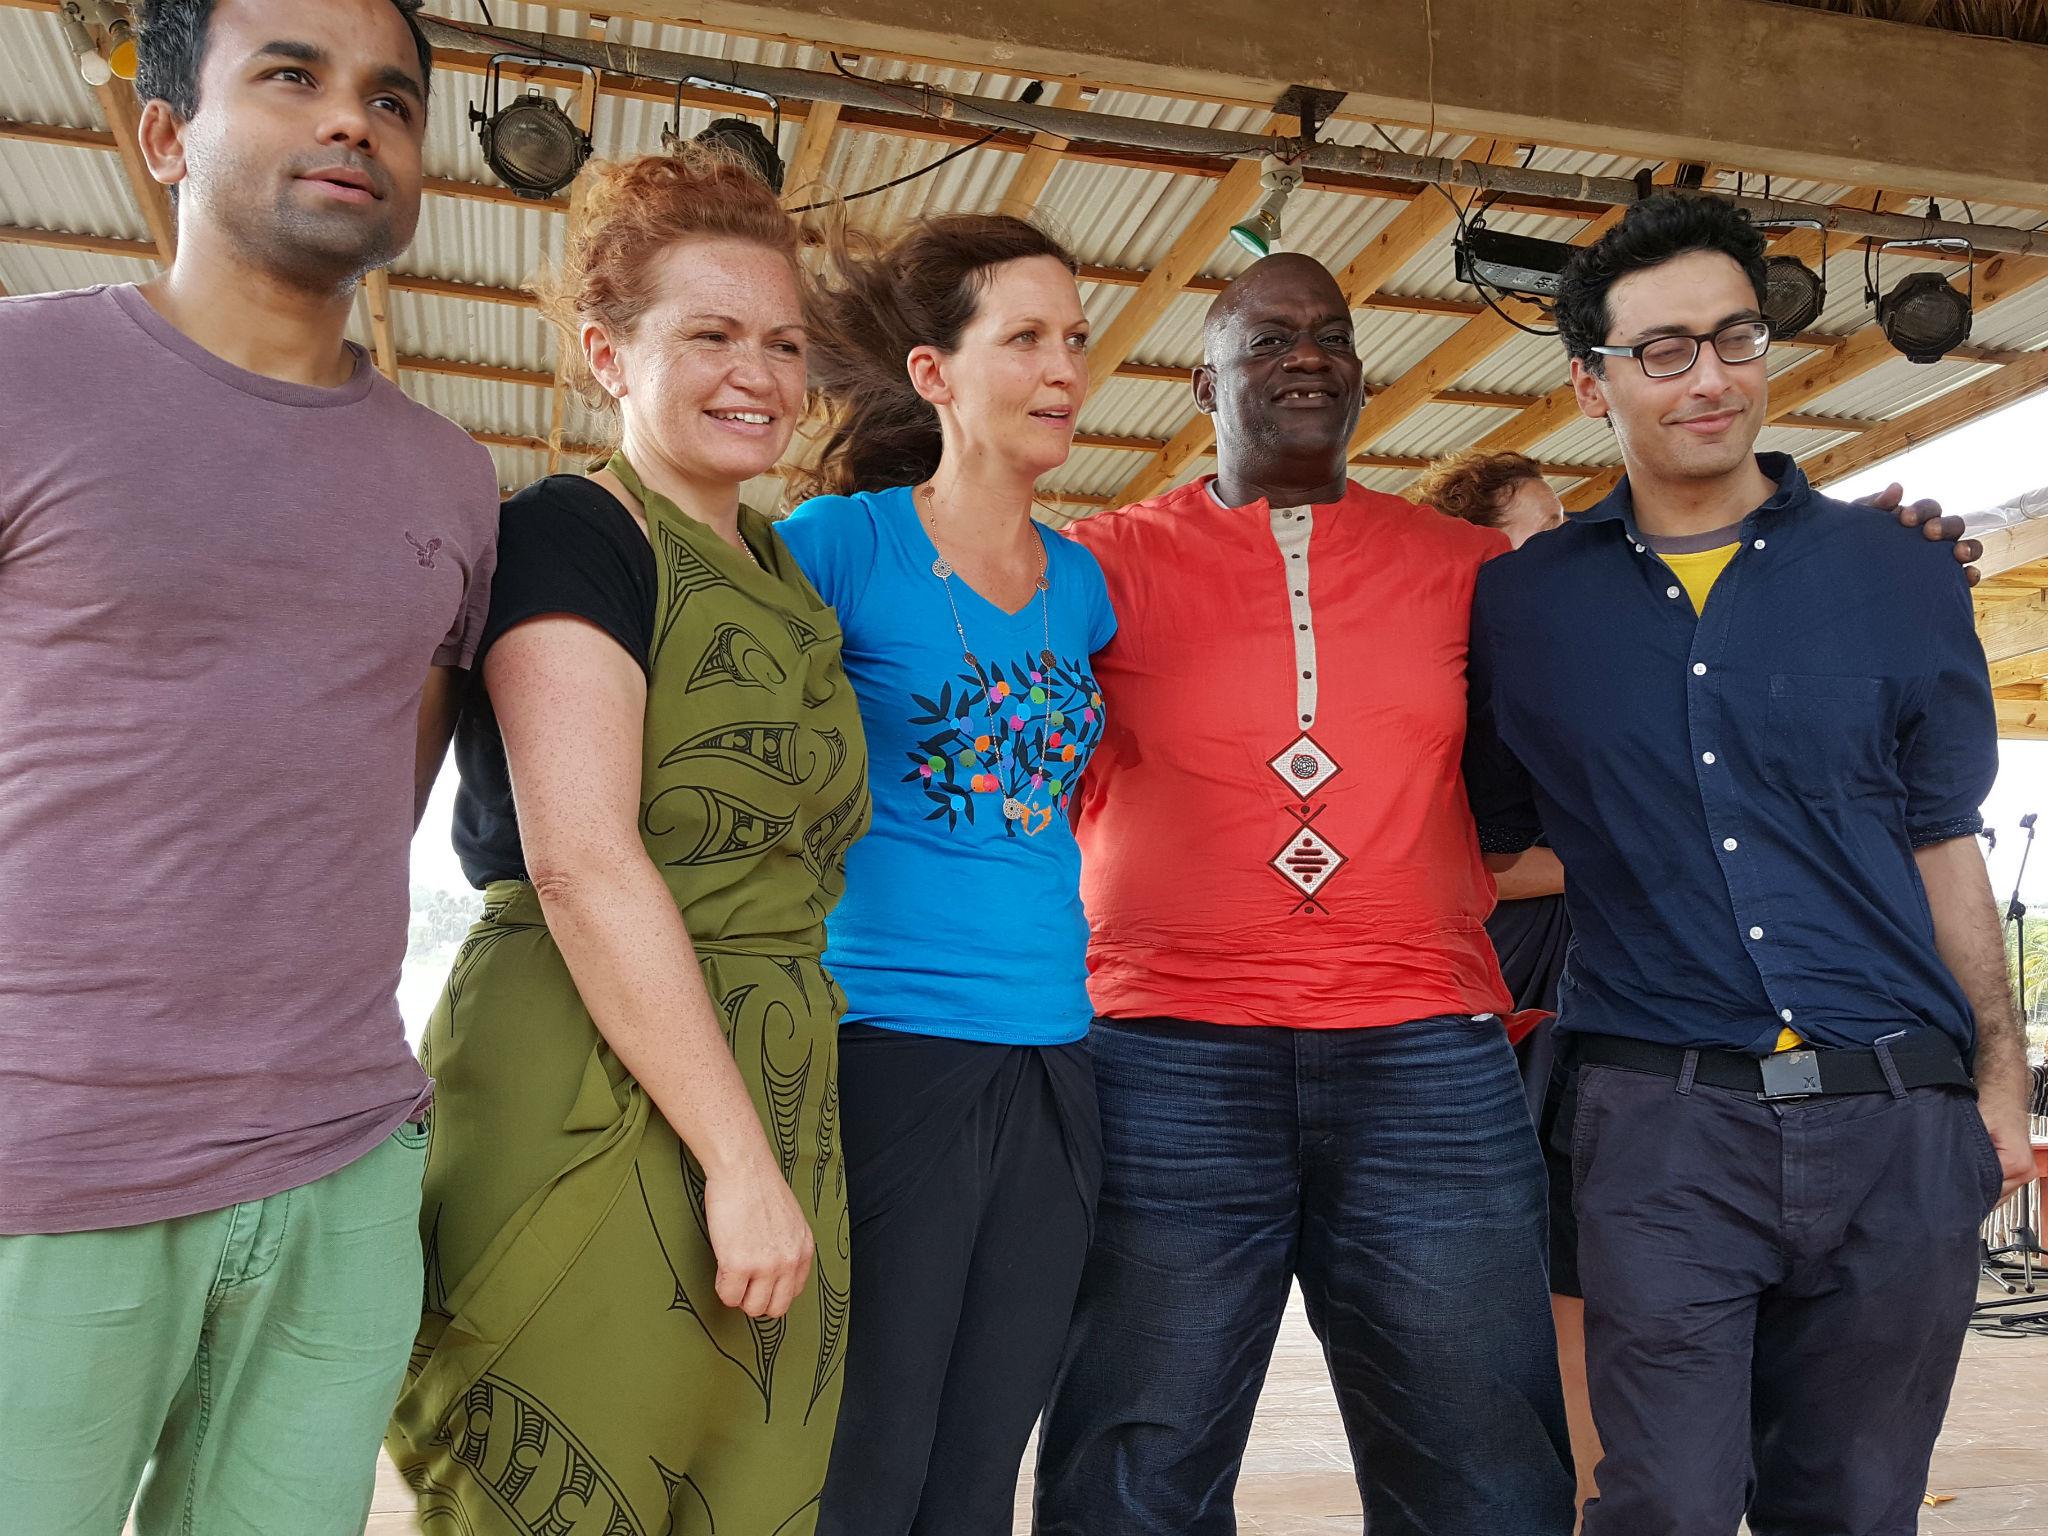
[386,146,869,1534]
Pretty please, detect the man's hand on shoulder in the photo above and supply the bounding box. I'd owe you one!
[1853,482,1983,586]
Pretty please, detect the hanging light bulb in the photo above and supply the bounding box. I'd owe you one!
[1229,157,1305,259]
[60,3,113,86]
[105,18,138,81]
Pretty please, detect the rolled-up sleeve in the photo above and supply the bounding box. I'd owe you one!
[1897,565,1998,847]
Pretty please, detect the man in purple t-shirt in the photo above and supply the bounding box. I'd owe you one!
[0,1,497,1531]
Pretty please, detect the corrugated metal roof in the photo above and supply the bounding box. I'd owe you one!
[3,2,2042,505]
[0,139,146,242]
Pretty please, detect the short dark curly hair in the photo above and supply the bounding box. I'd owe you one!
[1556,193,1767,376]
[135,0,433,122]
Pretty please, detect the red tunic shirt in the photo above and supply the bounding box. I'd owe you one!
[1068,475,1516,1030]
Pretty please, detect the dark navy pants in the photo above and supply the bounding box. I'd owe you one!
[1033,1013,1575,1536]
[1568,1061,2002,1536]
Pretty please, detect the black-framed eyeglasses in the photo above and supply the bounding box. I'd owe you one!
[1589,318,1772,380]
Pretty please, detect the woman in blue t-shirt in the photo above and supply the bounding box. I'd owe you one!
[776,215,1115,1536]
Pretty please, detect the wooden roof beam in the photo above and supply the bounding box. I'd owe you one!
[998,79,1088,220]
[606,0,2048,205]
[1975,522,2048,585]
[1978,591,2048,664]
[1082,112,1293,395]
[1801,349,2048,500]
[781,98,842,208]
[89,82,175,265]
[1989,647,2048,690]
[547,27,607,475]
[363,268,399,383]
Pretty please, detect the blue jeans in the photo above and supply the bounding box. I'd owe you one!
[1034,1014,1574,1536]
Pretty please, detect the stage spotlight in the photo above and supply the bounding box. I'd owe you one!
[1877,270,1972,364]
[470,56,595,200]
[1761,254,1826,337]
[1230,157,1305,258]
[693,117,785,194]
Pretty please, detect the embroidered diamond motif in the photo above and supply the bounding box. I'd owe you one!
[1272,822,1346,899]
[1267,733,1341,799]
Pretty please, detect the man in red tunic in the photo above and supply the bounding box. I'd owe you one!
[1035,253,1577,1535]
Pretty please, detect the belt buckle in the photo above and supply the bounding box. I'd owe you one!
[1759,1048,1823,1101]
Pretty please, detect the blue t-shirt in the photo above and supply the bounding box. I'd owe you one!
[777,486,1116,1046]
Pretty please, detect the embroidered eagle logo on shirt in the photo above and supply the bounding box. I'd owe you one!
[404,533,443,569]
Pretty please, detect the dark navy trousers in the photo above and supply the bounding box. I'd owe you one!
[1567,1060,2001,1536]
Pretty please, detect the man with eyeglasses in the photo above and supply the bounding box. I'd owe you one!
[1464,192,2030,1533]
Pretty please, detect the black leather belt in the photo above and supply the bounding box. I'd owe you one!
[1570,1030,1974,1102]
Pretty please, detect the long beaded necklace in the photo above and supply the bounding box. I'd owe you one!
[918,482,1055,826]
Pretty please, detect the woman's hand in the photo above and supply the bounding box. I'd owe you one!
[704,1150,816,1319]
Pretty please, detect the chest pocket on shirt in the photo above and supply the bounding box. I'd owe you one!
[1764,673,1892,801]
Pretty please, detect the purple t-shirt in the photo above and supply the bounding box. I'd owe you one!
[0,284,498,1234]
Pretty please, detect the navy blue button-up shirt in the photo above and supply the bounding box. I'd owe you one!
[1464,455,1997,1056]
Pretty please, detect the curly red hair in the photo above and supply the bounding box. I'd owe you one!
[531,144,800,410]
[1410,449,1547,530]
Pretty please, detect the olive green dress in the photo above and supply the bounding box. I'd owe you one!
[388,457,871,1536]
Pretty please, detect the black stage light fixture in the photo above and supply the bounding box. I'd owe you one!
[470,56,596,200]
[1453,224,1578,300]
[1869,238,1974,364]
[693,117,785,194]
[1762,253,1826,337]
[1877,270,1973,364]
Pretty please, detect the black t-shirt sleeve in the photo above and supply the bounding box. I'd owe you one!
[477,476,657,675]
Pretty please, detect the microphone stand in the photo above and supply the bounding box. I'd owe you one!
[1978,813,2045,1319]
[2011,816,2036,1036]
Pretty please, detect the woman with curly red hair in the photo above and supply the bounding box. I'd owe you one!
[385,146,869,1535]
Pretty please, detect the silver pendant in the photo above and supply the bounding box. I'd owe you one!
[1002,797,1027,821]
[1035,575,1050,592]
[932,555,954,579]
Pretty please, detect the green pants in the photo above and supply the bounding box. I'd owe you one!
[0,1124,426,1535]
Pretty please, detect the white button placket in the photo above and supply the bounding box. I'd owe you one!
[1264,505,1346,903]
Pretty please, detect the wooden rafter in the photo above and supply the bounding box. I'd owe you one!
[1081,116,1290,395]
[1800,348,2048,491]
[546,25,607,475]
[1977,589,2048,664]
[363,268,399,383]
[1561,467,1626,511]
[89,81,175,265]
[781,98,842,208]
[998,79,1088,220]
[1990,647,2048,689]
[1975,519,2048,584]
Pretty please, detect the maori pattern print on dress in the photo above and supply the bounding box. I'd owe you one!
[388,462,869,1536]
